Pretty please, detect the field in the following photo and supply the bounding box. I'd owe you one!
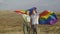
[0,11,60,34]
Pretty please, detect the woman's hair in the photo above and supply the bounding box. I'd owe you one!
[25,10,29,15]
[25,10,27,14]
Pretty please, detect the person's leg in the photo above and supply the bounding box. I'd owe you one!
[34,25,37,34]
[27,24,31,34]
[26,25,28,32]
[32,25,37,34]
[26,22,31,34]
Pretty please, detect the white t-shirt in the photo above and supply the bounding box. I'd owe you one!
[31,13,39,25]
[21,14,30,22]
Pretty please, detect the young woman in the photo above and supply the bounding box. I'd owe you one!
[30,7,39,34]
[15,10,31,34]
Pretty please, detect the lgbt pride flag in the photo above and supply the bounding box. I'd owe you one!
[39,10,58,25]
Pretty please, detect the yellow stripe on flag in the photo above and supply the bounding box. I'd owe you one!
[20,10,26,14]
[41,14,50,19]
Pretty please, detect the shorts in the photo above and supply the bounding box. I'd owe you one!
[31,25,37,28]
[31,25,37,32]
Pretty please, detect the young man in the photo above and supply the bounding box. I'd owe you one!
[30,7,39,34]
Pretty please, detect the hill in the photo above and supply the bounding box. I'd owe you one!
[0,11,60,34]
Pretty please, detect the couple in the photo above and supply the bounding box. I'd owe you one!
[22,7,39,34]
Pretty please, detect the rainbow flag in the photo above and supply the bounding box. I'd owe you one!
[14,7,37,15]
[39,10,58,25]
[15,10,26,14]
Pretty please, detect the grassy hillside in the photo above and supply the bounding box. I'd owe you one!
[0,11,60,34]
[0,11,24,34]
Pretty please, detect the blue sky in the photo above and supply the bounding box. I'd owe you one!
[0,0,60,11]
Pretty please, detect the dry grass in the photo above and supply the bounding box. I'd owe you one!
[0,11,24,34]
[0,11,60,34]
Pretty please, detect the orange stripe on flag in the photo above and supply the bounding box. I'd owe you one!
[15,10,26,14]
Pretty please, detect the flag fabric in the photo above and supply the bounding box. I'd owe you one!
[15,7,37,15]
[15,10,26,14]
[39,10,58,25]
